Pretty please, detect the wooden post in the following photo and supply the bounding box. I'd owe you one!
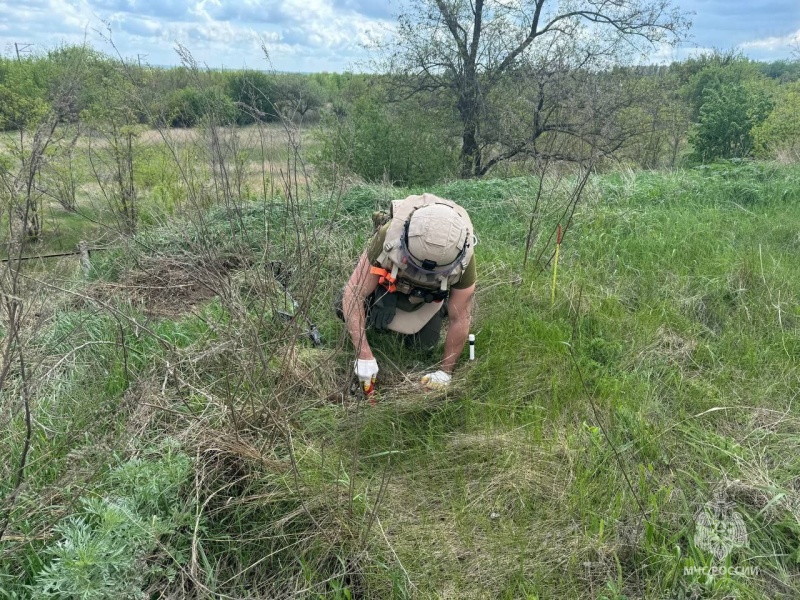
[77,241,91,278]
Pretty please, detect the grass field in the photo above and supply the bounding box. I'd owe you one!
[0,122,311,260]
[1,159,800,599]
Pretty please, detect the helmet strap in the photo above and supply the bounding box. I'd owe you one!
[401,215,468,275]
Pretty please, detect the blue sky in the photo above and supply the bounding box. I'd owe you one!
[0,0,797,72]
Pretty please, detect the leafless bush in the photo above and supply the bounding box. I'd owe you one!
[0,39,390,595]
[75,45,394,596]
[40,125,82,212]
[0,46,95,545]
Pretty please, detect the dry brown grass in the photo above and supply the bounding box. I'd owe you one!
[372,429,606,598]
[633,325,699,374]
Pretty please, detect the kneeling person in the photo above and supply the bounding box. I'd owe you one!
[341,194,477,390]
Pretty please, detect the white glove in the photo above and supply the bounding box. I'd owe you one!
[421,370,451,389]
[354,358,379,383]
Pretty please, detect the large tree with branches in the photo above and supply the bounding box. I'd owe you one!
[384,0,690,177]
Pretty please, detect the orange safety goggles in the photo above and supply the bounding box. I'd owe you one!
[370,266,397,292]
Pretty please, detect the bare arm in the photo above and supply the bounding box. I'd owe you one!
[342,252,380,359]
[442,284,475,374]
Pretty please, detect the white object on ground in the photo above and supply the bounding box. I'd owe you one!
[421,370,451,389]
[469,333,475,361]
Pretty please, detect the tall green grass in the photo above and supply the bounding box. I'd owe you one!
[315,163,800,598]
[2,162,800,599]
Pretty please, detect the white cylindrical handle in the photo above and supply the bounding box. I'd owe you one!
[469,333,475,361]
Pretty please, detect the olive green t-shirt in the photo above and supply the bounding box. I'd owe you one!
[367,223,477,290]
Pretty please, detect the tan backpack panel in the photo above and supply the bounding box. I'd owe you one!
[386,301,444,334]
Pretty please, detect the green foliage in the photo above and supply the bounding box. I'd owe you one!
[314,96,458,186]
[0,46,144,131]
[753,81,800,158]
[338,184,387,215]
[42,45,108,123]
[4,164,800,599]
[225,69,278,124]
[758,59,800,83]
[689,82,773,162]
[6,39,800,600]
[0,60,49,130]
[80,66,145,233]
[32,446,192,599]
[681,54,762,117]
[613,69,690,169]
[164,85,236,127]
[273,73,327,118]
[133,143,185,218]
[81,64,139,127]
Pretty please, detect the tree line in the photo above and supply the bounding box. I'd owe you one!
[1,42,799,191]
[0,45,361,130]
[314,50,800,185]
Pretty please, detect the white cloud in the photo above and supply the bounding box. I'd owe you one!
[2,0,797,70]
[52,0,95,29]
[740,28,800,51]
[0,0,396,69]
[133,0,389,68]
[648,42,683,65]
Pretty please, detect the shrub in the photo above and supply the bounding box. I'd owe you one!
[225,70,279,125]
[0,60,49,130]
[314,96,458,186]
[165,86,236,128]
[32,446,192,600]
[752,82,800,159]
[689,83,772,162]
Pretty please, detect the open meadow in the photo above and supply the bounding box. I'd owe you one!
[2,123,800,598]
[2,25,800,599]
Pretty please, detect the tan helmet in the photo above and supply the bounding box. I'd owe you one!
[375,194,476,293]
[405,203,469,270]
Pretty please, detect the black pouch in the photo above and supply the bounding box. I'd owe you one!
[367,288,398,329]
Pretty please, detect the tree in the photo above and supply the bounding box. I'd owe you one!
[164,86,236,128]
[85,64,143,233]
[689,82,772,162]
[314,93,458,185]
[0,58,47,132]
[383,0,689,177]
[679,51,762,120]
[602,65,696,169]
[274,74,327,120]
[0,47,90,243]
[752,82,800,159]
[225,70,279,125]
[758,59,800,83]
